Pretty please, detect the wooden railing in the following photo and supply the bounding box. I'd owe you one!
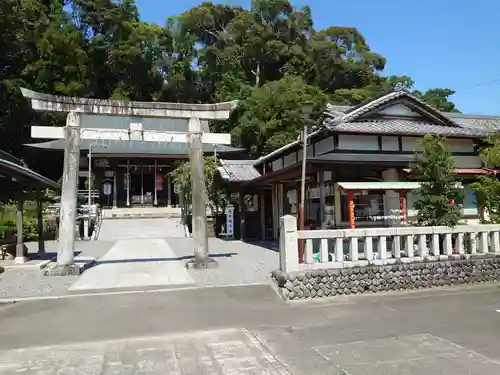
[279,215,500,273]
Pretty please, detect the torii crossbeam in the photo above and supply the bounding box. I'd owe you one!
[21,88,238,274]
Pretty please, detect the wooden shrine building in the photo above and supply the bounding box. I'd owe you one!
[0,150,59,262]
[217,89,500,241]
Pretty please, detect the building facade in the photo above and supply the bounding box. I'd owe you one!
[26,114,244,209]
[217,89,500,241]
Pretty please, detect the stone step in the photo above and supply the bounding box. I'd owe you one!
[102,212,182,220]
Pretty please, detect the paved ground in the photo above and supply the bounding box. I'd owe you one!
[1,284,500,374]
[69,238,195,291]
[0,218,278,298]
[97,218,186,241]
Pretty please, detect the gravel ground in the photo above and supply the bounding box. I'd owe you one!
[0,269,78,299]
[0,240,114,300]
[0,231,279,299]
[165,237,279,287]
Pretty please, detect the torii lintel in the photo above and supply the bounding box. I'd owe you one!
[20,88,238,120]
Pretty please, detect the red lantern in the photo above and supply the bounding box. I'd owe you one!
[450,199,455,207]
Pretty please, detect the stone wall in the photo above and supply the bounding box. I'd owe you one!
[271,256,500,300]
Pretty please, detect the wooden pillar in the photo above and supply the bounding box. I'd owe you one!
[399,191,407,224]
[239,191,246,240]
[167,174,172,207]
[319,171,326,229]
[348,190,355,229]
[260,189,266,241]
[140,162,144,205]
[126,160,130,207]
[15,193,25,263]
[36,192,45,254]
[154,160,158,207]
[112,168,117,208]
[272,184,279,240]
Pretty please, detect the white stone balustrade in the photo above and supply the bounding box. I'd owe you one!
[279,215,500,273]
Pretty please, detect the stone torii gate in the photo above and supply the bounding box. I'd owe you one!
[21,88,238,274]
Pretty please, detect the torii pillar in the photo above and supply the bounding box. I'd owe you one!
[21,88,237,274]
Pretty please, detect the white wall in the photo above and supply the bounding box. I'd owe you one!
[453,155,481,168]
[272,158,283,171]
[448,138,475,153]
[283,153,296,168]
[381,136,399,151]
[382,168,402,226]
[314,136,335,155]
[338,134,379,151]
[378,104,421,117]
[402,137,424,152]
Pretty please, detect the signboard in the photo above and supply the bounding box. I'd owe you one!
[230,192,239,202]
[226,204,234,237]
[103,182,112,196]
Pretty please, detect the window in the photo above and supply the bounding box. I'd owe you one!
[341,191,385,222]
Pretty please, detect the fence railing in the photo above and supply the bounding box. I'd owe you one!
[279,215,500,273]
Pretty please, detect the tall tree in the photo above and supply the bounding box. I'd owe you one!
[0,0,461,170]
[232,75,327,156]
[471,135,500,223]
[411,135,464,227]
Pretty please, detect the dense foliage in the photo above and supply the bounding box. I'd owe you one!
[411,135,464,227]
[0,200,56,241]
[1,0,460,172]
[170,157,227,216]
[471,135,500,223]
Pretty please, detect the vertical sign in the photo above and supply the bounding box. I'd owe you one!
[226,204,234,238]
[102,182,112,196]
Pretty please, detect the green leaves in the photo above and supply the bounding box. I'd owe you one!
[411,135,464,227]
[470,134,500,224]
[232,75,327,156]
[0,0,461,175]
[170,157,227,215]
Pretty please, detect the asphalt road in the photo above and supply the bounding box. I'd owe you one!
[2,284,500,374]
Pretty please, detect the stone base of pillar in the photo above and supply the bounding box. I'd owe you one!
[44,264,81,276]
[185,258,218,269]
[14,256,27,264]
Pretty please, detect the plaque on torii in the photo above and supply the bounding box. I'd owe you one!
[21,88,238,274]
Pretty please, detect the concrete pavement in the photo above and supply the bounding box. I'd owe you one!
[97,218,186,241]
[2,284,500,373]
[68,238,195,291]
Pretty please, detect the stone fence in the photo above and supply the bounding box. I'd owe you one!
[274,215,500,300]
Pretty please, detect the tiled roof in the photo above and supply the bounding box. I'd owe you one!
[324,100,500,132]
[0,150,59,189]
[257,89,500,165]
[445,113,500,131]
[326,90,456,127]
[218,159,261,182]
[329,119,485,137]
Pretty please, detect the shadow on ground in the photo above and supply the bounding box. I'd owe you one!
[91,252,237,266]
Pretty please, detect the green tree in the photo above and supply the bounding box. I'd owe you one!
[232,75,328,156]
[411,135,464,226]
[0,0,462,173]
[471,135,500,223]
[413,88,459,113]
[170,157,227,216]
